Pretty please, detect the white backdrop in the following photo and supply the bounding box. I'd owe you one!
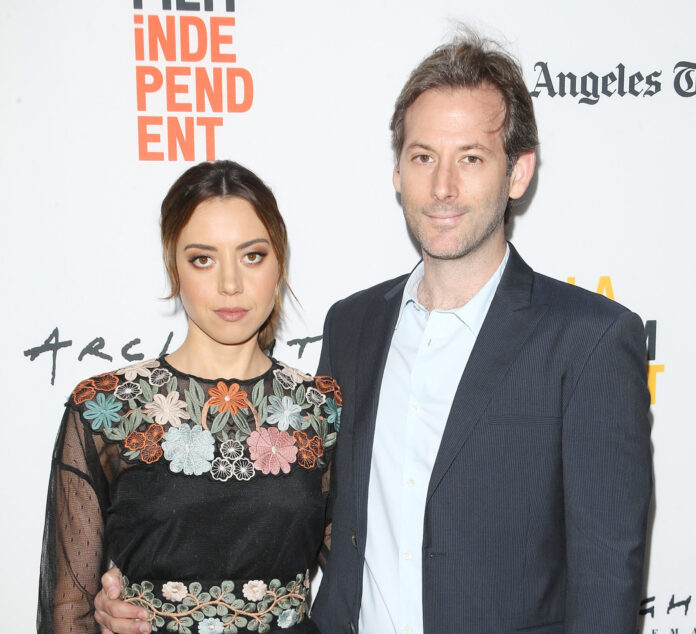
[2,1,693,631]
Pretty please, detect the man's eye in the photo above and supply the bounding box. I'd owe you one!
[191,255,213,268]
[414,154,432,164]
[463,155,482,164]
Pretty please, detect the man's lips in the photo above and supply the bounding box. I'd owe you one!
[424,212,465,226]
[214,308,249,322]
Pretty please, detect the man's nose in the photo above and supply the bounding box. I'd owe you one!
[432,163,458,200]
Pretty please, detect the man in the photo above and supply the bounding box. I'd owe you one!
[95,32,652,633]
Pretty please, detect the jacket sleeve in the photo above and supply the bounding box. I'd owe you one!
[562,309,652,633]
[317,303,337,568]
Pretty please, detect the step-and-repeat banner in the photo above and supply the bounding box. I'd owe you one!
[3,1,692,631]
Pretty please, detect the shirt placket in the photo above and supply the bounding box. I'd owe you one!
[396,307,439,634]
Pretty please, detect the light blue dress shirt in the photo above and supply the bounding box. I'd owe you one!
[359,246,510,634]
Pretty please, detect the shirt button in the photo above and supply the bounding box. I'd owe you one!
[403,626,412,634]
[411,404,419,414]
[406,478,415,487]
[404,552,413,560]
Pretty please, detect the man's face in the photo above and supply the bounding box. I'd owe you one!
[394,86,534,262]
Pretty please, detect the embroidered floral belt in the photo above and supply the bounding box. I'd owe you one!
[121,571,310,633]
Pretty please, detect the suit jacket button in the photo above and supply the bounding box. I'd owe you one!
[351,534,358,548]
[349,621,356,633]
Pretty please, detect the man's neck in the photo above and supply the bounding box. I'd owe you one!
[417,239,507,311]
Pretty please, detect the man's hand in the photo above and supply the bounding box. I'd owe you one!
[94,566,152,634]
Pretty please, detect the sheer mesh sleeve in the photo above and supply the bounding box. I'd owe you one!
[318,459,333,569]
[38,406,111,633]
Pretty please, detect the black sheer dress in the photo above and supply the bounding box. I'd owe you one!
[38,357,340,634]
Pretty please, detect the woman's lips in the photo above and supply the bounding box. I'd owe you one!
[214,308,249,322]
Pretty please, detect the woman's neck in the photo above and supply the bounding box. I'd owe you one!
[165,329,271,381]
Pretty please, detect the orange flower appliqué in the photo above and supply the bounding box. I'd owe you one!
[73,381,97,405]
[140,443,163,464]
[208,382,248,414]
[92,373,119,392]
[314,376,337,394]
[125,431,146,451]
[125,423,164,464]
[293,430,324,470]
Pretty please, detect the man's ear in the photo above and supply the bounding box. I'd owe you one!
[508,151,536,200]
[392,161,402,194]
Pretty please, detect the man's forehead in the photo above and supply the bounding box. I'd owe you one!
[404,84,505,148]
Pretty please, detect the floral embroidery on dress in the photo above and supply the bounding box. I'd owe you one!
[121,571,310,633]
[144,391,190,426]
[71,359,339,482]
[267,395,303,431]
[72,372,120,404]
[115,381,142,401]
[208,382,248,415]
[162,424,215,476]
[247,427,297,475]
[83,393,122,430]
[116,359,161,381]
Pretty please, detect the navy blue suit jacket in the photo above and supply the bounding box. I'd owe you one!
[311,244,652,634]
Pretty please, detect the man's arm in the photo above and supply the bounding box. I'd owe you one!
[93,567,151,634]
[316,303,336,569]
[562,310,652,632]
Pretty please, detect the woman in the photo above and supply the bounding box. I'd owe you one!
[38,161,341,634]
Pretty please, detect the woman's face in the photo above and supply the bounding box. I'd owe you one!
[175,196,280,349]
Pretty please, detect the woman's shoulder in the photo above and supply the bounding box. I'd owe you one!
[68,358,169,409]
[273,360,341,397]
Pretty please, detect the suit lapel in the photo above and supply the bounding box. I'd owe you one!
[352,278,405,532]
[426,245,547,500]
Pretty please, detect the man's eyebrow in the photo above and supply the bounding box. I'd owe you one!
[183,243,216,251]
[405,142,491,153]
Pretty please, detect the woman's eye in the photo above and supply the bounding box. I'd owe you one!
[243,252,266,264]
[191,255,213,268]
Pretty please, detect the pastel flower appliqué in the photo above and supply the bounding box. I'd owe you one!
[198,617,224,634]
[148,367,172,387]
[278,608,299,629]
[273,368,296,390]
[210,457,233,482]
[161,581,188,602]
[247,427,297,475]
[116,359,160,381]
[83,393,122,430]
[143,391,190,427]
[208,381,248,414]
[115,381,142,401]
[233,458,255,481]
[220,439,244,461]
[162,423,215,475]
[305,387,326,406]
[323,397,342,431]
[277,362,313,384]
[267,395,303,431]
[242,579,268,601]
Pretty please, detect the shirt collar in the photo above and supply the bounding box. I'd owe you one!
[396,244,510,336]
